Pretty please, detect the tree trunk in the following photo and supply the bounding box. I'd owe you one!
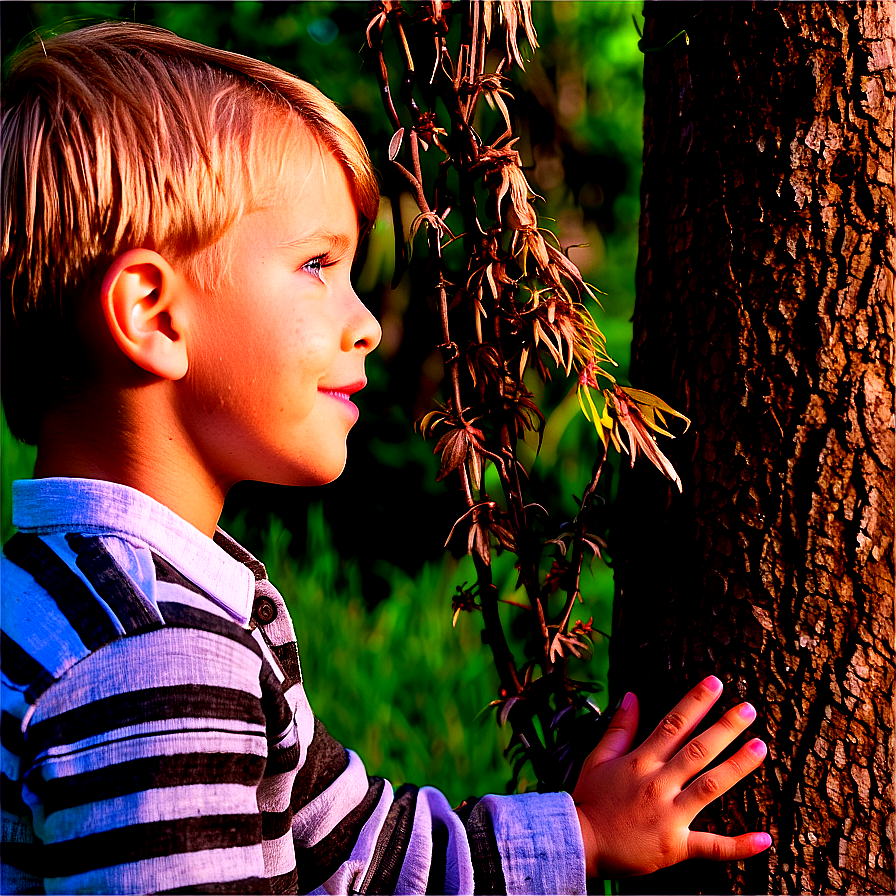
[610,3,894,894]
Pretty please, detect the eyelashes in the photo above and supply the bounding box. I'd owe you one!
[302,254,329,280]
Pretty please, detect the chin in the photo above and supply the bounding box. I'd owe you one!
[284,453,348,488]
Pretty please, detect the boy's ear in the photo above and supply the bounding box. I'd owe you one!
[100,249,189,380]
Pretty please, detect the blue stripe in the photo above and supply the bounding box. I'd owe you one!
[66,534,162,633]
[3,534,119,652]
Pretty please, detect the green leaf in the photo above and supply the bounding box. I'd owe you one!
[617,387,691,430]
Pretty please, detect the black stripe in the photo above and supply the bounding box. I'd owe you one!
[26,685,265,752]
[43,813,261,875]
[152,552,211,598]
[157,602,261,657]
[37,752,265,813]
[361,784,419,894]
[0,632,55,703]
[270,641,302,686]
[268,867,299,895]
[468,801,507,895]
[261,806,292,841]
[2,710,25,755]
[67,533,160,633]
[1,771,31,817]
[213,530,266,580]
[454,795,479,826]
[265,741,300,778]
[426,819,449,895]
[259,661,293,736]
[3,533,119,651]
[291,718,349,811]
[0,840,41,876]
[294,777,385,894]
[155,876,271,894]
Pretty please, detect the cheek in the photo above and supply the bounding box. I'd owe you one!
[272,316,338,387]
[186,296,337,417]
[184,321,278,417]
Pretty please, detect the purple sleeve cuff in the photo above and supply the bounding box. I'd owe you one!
[476,791,586,895]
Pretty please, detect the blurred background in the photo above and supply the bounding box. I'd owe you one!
[1,1,645,801]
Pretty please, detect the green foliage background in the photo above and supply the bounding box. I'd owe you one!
[1,1,644,801]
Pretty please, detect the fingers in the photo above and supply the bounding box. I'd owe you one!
[676,737,768,817]
[665,701,758,783]
[687,830,773,862]
[585,692,640,766]
[639,675,723,762]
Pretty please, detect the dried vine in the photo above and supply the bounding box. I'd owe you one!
[366,0,688,792]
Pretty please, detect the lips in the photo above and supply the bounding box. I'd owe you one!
[317,380,366,421]
[318,379,366,400]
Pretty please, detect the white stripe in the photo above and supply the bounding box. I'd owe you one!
[1,740,23,781]
[1,679,28,732]
[0,559,91,674]
[28,727,266,780]
[317,780,394,895]
[394,790,434,895]
[256,766,296,815]
[418,786,473,895]
[261,827,297,878]
[291,750,369,847]
[28,628,263,726]
[39,783,259,846]
[35,715,266,765]
[45,844,265,894]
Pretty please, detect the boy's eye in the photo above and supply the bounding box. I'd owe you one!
[302,254,328,280]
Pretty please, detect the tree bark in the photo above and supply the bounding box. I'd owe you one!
[611,3,894,894]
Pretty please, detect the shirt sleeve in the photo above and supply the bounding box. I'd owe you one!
[20,623,273,895]
[290,712,586,896]
[17,622,586,896]
[466,792,587,895]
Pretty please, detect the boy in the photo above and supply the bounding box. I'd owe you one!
[0,23,771,894]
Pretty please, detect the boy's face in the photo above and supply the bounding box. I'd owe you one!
[177,132,381,491]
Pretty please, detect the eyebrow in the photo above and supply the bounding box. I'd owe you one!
[280,232,354,253]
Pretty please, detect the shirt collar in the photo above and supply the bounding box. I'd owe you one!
[11,477,258,625]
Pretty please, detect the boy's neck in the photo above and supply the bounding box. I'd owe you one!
[34,391,227,538]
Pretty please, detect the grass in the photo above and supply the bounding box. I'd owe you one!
[1,409,36,543]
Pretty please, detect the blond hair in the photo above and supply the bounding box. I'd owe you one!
[1,22,379,443]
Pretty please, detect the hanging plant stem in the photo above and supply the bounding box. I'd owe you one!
[366,0,688,792]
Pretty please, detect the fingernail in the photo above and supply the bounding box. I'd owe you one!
[756,833,772,850]
[704,675,723,694]
[738,702,756,721]
[749,738,767,757]
[622,691,636,710]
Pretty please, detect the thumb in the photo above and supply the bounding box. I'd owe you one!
[586,692,639,766]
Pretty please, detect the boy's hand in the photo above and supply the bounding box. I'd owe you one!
[572,676,772,880]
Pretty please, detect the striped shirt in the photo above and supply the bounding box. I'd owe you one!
[1,478,586,894]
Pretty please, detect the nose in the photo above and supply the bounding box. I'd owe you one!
[345,291,382,354]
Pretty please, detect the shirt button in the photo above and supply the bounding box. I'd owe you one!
[254,596,278,624]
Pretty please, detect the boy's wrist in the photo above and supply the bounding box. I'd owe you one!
[574,804,600,881]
